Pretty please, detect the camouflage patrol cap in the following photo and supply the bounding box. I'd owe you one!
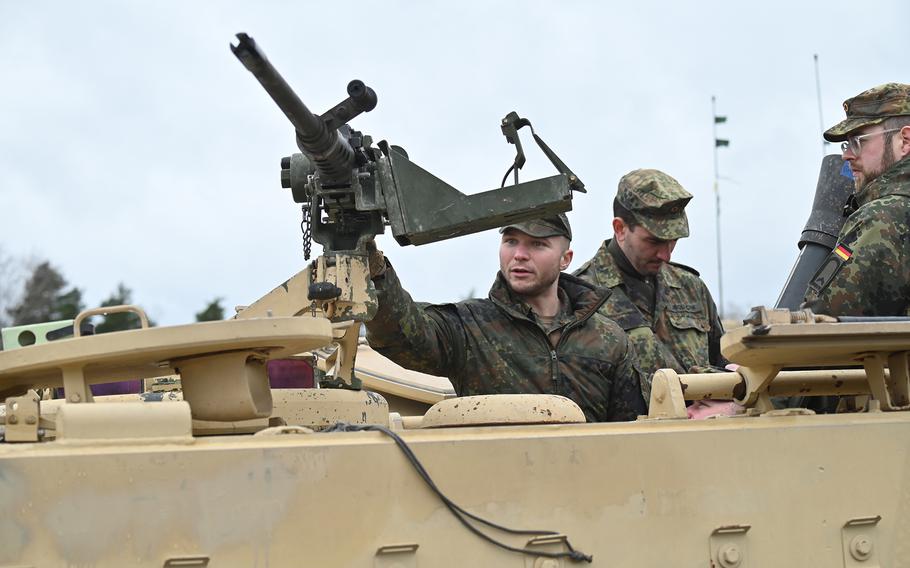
[824,83,910,142]
[499,213,572,240]
[616,169,692,240]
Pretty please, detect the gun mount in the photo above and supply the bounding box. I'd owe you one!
[232,32,585,387]
[232,32,582,255]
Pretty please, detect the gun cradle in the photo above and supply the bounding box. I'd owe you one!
[379,145,573,247]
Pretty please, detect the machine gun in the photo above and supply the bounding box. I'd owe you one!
[231,33,585,387]
[231,33,584,255]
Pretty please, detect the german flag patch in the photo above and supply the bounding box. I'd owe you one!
[833,243,853,261]
[807,243,853,295]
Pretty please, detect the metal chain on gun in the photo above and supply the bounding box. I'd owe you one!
[300,204,312,261]
[302,203,318,317]
[324,422,594,563]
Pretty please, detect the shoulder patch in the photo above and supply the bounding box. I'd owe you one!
[832,243,853,261]
[806,248,850,296]
[668,261,700,277]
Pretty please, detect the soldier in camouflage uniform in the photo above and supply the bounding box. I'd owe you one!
[574,169,726,399]
[365,214,646,422]
[803,83,910,316]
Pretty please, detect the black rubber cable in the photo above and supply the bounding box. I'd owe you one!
[324,422,593,563]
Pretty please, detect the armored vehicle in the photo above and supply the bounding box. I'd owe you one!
[2,35,908,567]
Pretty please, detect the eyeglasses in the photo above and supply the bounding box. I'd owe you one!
[841,128,901,155]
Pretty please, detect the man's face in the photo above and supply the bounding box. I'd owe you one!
[499,229,572,298]
[613,219,677,276]
[842,124,901,191]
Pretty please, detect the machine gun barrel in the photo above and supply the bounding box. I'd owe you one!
[231,32,355,183]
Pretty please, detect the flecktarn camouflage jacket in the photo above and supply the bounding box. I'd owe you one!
[575,240,726,398]
[365,264,646,422]
[805,156,910,316]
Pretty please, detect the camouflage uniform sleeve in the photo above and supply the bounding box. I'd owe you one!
[704,282,729,368]
[605,324,648,421]
[804,200,910,316]
[364,260,468,380]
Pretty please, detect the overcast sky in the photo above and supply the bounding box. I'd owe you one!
[1,1,906,325]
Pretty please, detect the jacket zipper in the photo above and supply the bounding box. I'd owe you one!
[546,305,601,393]
[510,277,607,395]
[550,349,558,390]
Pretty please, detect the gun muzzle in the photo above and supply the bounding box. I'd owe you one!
[231,32,356,184]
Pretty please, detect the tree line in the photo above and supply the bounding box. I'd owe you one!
[0,249,224,332]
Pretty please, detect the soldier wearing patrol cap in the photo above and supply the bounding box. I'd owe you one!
[575,169,727,399]
[803,83,910,317]
[364,213,647,422]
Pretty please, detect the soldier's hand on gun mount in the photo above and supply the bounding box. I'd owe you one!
[366,240,387,279]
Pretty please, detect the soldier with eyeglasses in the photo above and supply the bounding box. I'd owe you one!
[803,83,910,316]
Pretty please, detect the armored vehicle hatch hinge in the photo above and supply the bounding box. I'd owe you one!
[841,516,881,567]
[3,389,41,442]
